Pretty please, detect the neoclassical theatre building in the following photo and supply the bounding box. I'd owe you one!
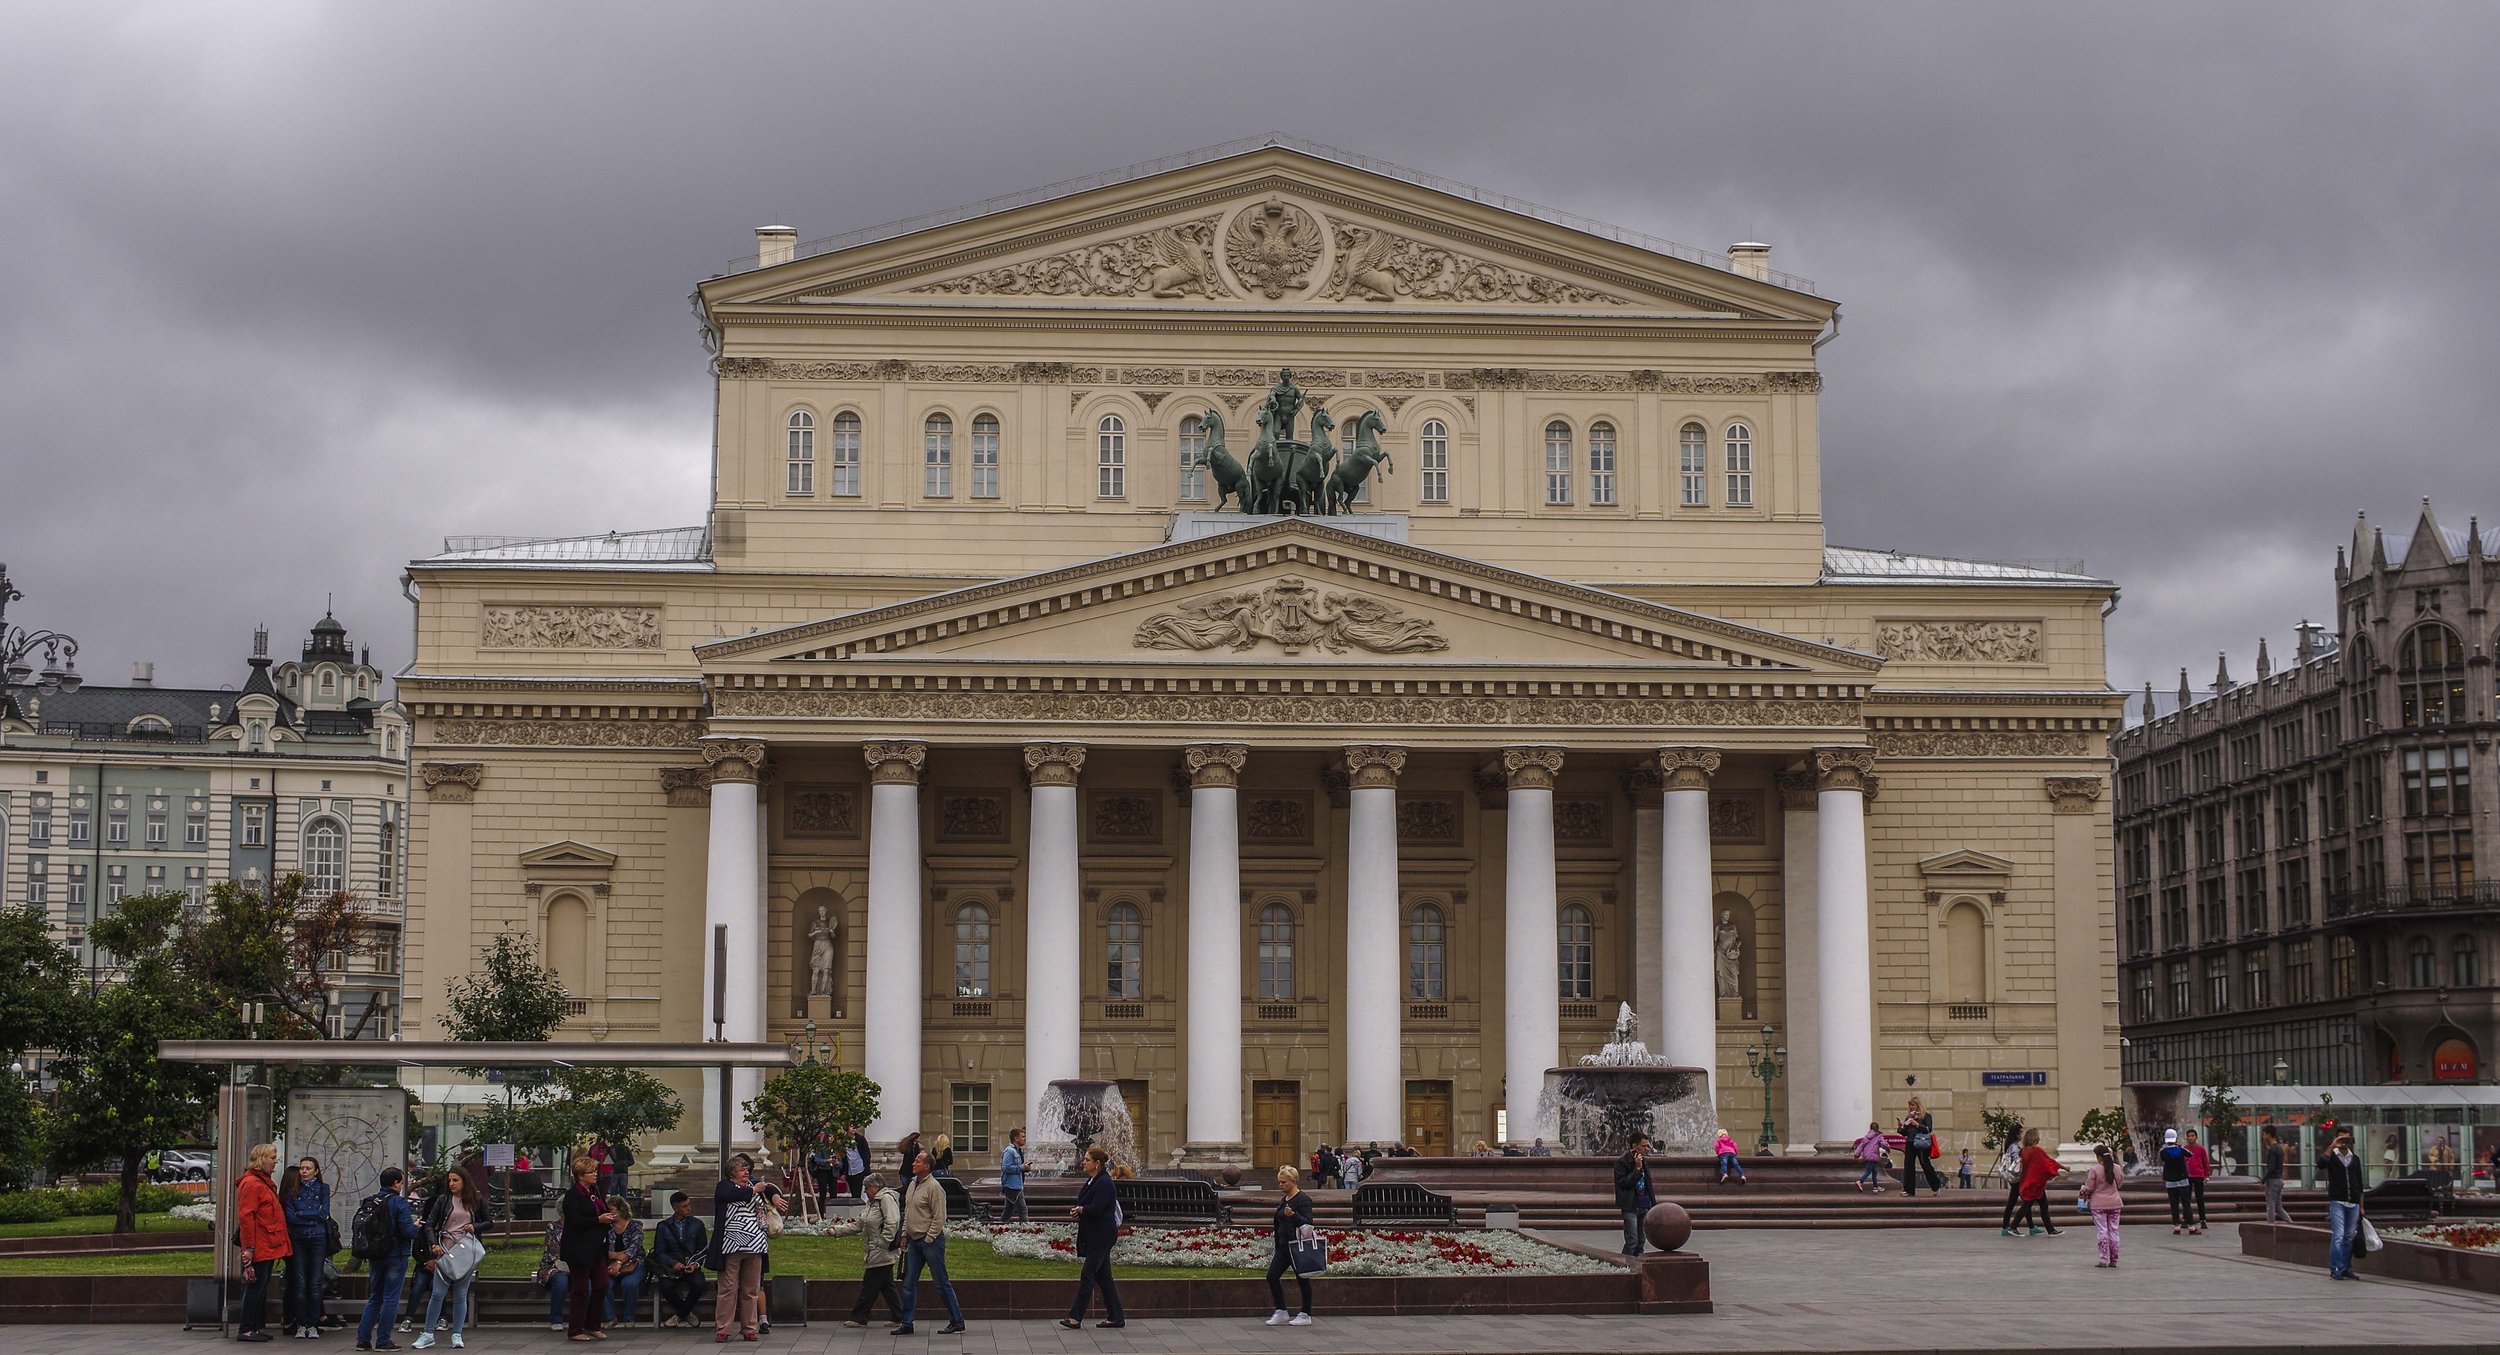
[401,141,2122,1167]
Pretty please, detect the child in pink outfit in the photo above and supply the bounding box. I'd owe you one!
[1852,1123,1889,1193]
[2080,1143,2126,1266]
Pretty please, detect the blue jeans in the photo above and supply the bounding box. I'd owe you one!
[899,1237,963,1328]
[606,1268,644,1323]
[1718,1151,1745,1179]
[357,1250,407,1346]
[1857,1161,1882,1187]
[2326,1201,2361,1275]
[285,1230,327,1329]
[421,1268,472,1335]
[545,1270,569,1326]
[1620,1208,1645,1253]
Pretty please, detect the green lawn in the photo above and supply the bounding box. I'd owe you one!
[0,1213,209,1240]
[0,1234,1257,1281]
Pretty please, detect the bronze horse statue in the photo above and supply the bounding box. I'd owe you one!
[1245,408,1282,514]
[1326,409,1393,515]
[1274,406,1333,516]
[1199,408,1249,511]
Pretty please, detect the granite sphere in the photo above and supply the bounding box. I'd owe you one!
[1641,1201,1693,1253]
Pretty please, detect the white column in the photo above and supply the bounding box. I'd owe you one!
[1023,743,1086,1137]
[1343,746,1406,1145]
[700,739,766,1144]
[1181,745,1248,1164]
[1777,770,1823,1150]
[862,742,927,1145]
[1502,747,1565,1142]
[1814,748,1877,1147]
[1658,748,1723,1118]
[1629,769,1665,1051]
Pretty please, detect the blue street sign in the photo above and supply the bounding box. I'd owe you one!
[1982,1071,2049,1087]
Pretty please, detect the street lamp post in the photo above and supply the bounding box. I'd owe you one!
[1744,1023,1787,1154]
[0,564,82,714]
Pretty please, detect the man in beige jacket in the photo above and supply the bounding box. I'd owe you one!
[841,1175,905,1329]
[894,1151,964,1334]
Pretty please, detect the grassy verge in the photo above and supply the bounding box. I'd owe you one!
[0,1213,209,1240]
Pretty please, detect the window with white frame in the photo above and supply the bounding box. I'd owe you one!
[1679,423,1708,506]
[146,797,167,846]
[1178,416,1208,502]
[1724,422,1754,506]
[144,863,165,891]
[186,803,207,845]
[970,414,1000,498]
[1588,422,1617,506]
[304,817,345,897]
[27,795,49,846]
[66,864,86,908]
[953,903,992,997]
[106,863,126,903]
[1105,902,1143,1000]
[1097,415,1126,498]
[785,411,815,495]
[68,797,89,845]
[830,413,861,496]
[949,1083,992,1154]
[1420,420,1449,503]
[1558,904,1594,999]
[184,865,206,906]
[1407,904,1448,1000]
[1543,422,1572,505]
[25,856,46,907]
[923,413,954,497]
[242,804,267,847]
[106,797,128,846]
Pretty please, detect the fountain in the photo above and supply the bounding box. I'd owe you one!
[1030,1078,1138,1176]
[1536,1004,1715,1155]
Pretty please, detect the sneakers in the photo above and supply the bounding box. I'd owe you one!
[938,1324,965,1335]
[2027,1227,2045,1236]
[450,1338,463,1350]
[1288,1313,1314,1326]
[2000,1228,2018,1237]
[409,1337,434,1350]
[2044,1228,2067,1237]
[888,1326,912,1336]
[1266,1310,1291,1326]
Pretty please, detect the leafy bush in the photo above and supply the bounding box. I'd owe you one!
[44,1182,188,1217]
[0,1191,68,1223]
[2077,1106,2130,1150]
[1979,1106,2025,1152]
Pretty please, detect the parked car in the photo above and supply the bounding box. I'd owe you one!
[155,1150,214,1182]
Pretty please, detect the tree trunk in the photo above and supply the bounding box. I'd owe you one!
[117,1155,141,1235]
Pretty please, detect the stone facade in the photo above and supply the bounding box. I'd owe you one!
[400,143,2122,1164]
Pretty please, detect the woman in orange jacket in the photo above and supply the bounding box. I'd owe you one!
[235,1143,295,1342]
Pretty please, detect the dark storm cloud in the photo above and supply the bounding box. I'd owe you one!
[3,1,2495,692]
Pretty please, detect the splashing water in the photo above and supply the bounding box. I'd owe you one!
[1030,1079,1138,1176]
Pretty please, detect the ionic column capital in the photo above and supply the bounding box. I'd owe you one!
[1814,747,1879,794]
[699,738,767,785]
[1776,769,1819,811]
[863,740,928,786]
[1654,747,1723,792]
[1183,743,1248,790]
[1501,746,1566,791]
[2044,776,2105,813]
[1343,745,1407,790]
[1022,741,1087,787]
[419,761,483,802]
[659,766,711,808]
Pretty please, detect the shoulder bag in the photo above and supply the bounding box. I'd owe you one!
[1290,1222,1328,1276]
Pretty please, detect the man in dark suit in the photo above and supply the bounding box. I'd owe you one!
[1613,1134,1656,1255]
[1059,1147,1125,1330]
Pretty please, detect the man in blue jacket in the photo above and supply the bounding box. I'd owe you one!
[998,1128,1029,1223]
[1060,1147,1124,1330]
[356,1169,419,1351]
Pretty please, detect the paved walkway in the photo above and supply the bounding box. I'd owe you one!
[8,1225,2496,1353]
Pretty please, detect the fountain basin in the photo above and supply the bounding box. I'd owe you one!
[1540,1065,1715,1156]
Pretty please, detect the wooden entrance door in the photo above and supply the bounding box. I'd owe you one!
[1404,1080,1453,1155]
[1251,1081,1300,1170]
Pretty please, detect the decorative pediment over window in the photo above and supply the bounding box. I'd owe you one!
[519,840,619,874]
[1917,849,2012,905]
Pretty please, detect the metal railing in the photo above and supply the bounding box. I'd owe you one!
[2326,881,2500,917]
[36,721,207,743]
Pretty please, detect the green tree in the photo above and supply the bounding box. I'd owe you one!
[46,892,226,1233]
[460,1068,684,1166]
[1979,1105,2025,1153]
[2198,1062,2244,1141]
[2077,1105,2130,1152]
[439,934,569,1043]
[744,1065,881,1181]
[0,902,81,1064]
[184,874,385,1039]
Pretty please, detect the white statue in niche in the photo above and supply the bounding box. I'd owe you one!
[1714,909,1743,1001]
[807,904,840,998]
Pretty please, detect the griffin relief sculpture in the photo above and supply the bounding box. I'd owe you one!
[908,217,1228,298]
[1132,576,1449,656]
[1321,223,1632,306]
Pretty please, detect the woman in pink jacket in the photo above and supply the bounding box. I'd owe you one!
[1852,1123,1890,1194]
[2079,1142,2125,1267]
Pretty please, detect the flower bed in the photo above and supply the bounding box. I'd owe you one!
[2389,1223,2500,1252]
[981,1223,1614,1277]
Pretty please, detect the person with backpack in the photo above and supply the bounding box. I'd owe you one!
[410,1168,485,1349]
[842,1175,904,1329]
[652,1191,710,1329]
[353,1168,418,1351]
[998,1128,1029,1223]
[235,1143,293,1342]
[2079,1141,2125,1266]
[2158,1128,2194,1233]
[1899,1097,1943,1196]
[1060,1146,1125,1330]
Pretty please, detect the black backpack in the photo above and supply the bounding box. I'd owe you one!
[349,1193,392,1261]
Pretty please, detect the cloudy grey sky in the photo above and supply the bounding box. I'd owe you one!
[4,2,2495,697]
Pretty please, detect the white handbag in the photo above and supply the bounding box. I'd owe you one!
[434,1233,486,1283]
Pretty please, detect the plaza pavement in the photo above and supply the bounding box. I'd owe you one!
[8,1224,2495,1354]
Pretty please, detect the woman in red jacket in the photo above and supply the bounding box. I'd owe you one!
[2010,1129,2067,1238]
[235,1142,295,1342]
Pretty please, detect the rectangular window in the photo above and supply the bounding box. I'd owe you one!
[2192,747,2220,790]
[1678,424,1707,506]
[144,864,165,890]
[948,1083,991,1154]
[2195,804,2226,868]
[971,415,1000,499]
[2234,793,2265,857]
[2124,894,2153,957]
[2242,951,2270,1009]
[1587,424,1616,506]
[27,796,50,846]
[2317,706,2341,749]
[2237,866,2267,934]
[146,813,167,846]
[106,812,128,847]
[106,863,126,903]
[2168,961,2192,1017]
[1420,422,1449,504]
[924,418,953,497]
[184,866,206,906]
[2405,829,2475,894]
[2357,837,2387,895]
[785,416,815,495]
[186,812,207,846]
[2281,859,2312,926]
[1543,424,1571,505]
[2130,968,2157,1023]
[2158,816,2186,875]
[2160,885,2188,948]
[68,800,89,846]
[2204,955,2230,1011]
[2402,744,2471,817]
[831,416,861,497]
[2284,942,2314,1003]
[2196,877,2227,941]
[24,856,45,907]
[378,804,398,898]
[2157,759,2183,801]
[2323,770,2349,834]
[65,864,86,909]
[1177,417,1206,503]
[1096,419,1126,499]
[242,805,267,848]
[2231,733,2263,778]
[1724,424,1754,506]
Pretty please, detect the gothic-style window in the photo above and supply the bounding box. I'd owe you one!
[1543,422,1572,505]
[1724,422,1754,506]
[1256,904,1295,1001]
[304,817,345,897]
[830,413,862,497]
[924,414,954,498]
[1679,422,1708,506]
[1097,415,1127,498]
[785,411,815,495]
[970,414,1000,498]
[1419,420,1449,503]
[1588,422,1617,506]
[953,903,992,997]
[1178,416,1207,502]
[1557,904,1593,1000]
[1105,902,1143,1000]
[2399,622,2466,727]
[1407,904,1447,1000]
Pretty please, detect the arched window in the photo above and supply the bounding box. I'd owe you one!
[953,903,992,997]
[1178,416,1208,502]
[830,412,861,496]
[2329,935,2358,997]
[1419,420,1449,504]
[1557,904,1593,1000]
[785,411,815,495]
[318,670,335,697]
[1724,422,1754,506]
[970,414,1000,499]
[1105,902,1143,1000]
[1407,904,1447,1000]
[2408,935,2438,988]
[1256,904,1295,1001]
[546,892,588,996]
[2453,936,2481,988]
[923,413,954,497]
[1678,422,1708,506]
[129,715,172,735]
[303,817,345,897]
[1543,421,1572,505]
[1097,415,1127,498]
[1944,900,1988,1002]
[2398,622,2466,726]
[1587,422,1617,506]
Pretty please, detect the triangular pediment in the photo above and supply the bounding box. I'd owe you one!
[698,518,1878,678]
[1917,849,2015,878]
[519,839,619,871]
[701,145,1830,322]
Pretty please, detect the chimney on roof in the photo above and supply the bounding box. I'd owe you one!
[1728,242,1772,282]
[131,661,154,687]
[755,225,797,268]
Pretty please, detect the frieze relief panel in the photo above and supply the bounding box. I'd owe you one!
[907,216,1227,299]
[937,792,1010,843]
[1088,791,1162,844]
[481,605,662,651]
[1397,796,1462,845]
[715,687,1862,731]
[1873,620,2045,664]
[1872,730,2091,758]
[1709,792,1766,844]
[1554,797,1611,844]
[1133,576,1447,656]
[1242,794,1314,845]
[784,784,860,840]
[430,718,699,749]
[1322,223,1631,306]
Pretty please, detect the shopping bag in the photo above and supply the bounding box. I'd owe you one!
[434,1233,486,1283]
[1290,1224,1328,1276]
[2359,1217,2384,1253]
